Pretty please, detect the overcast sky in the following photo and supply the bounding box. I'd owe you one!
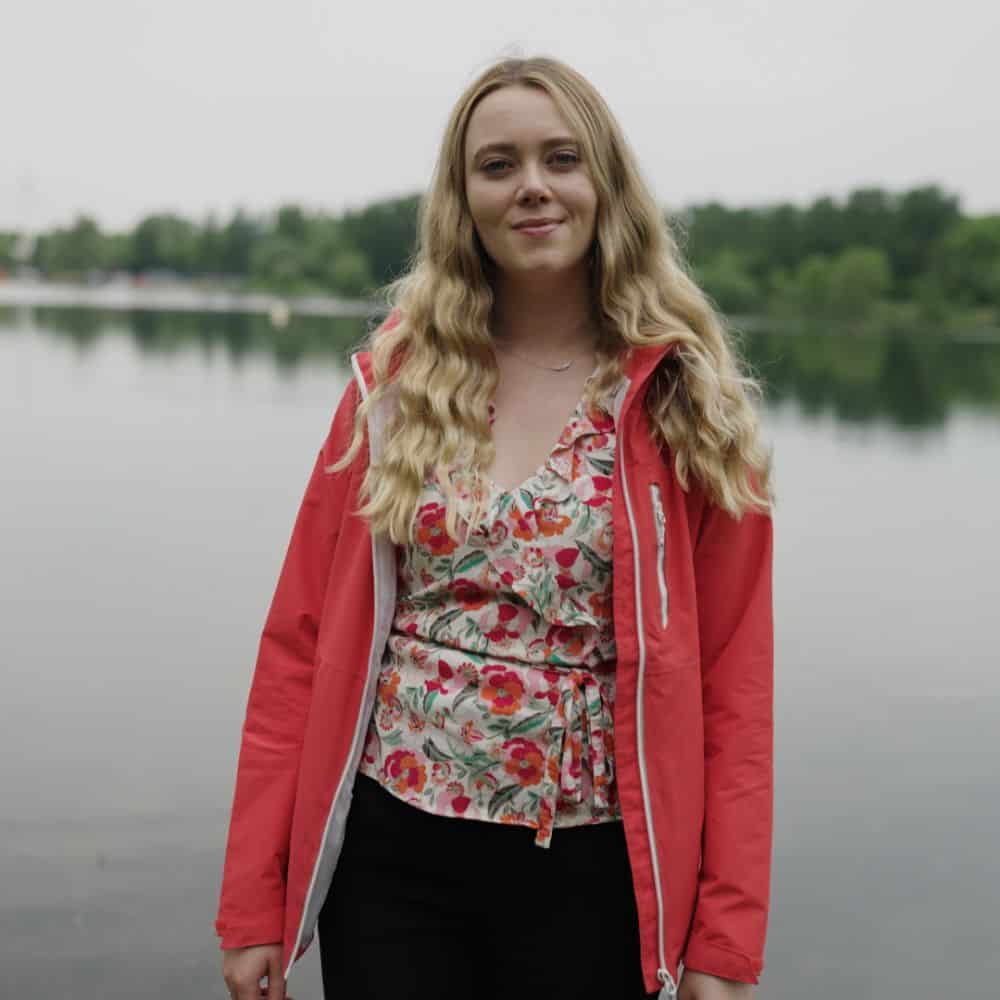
[4,0,998,231]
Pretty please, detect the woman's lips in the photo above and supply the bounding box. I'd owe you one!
[514,221,562,237]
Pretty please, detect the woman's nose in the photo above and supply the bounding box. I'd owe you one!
[516,161,550,202]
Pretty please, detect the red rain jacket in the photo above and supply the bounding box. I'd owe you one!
[214,332,774,997]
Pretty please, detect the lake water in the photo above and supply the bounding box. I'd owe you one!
[2,308,998,999]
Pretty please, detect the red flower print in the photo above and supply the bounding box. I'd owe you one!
[500,810,528,825]
[592,475,613,493]
[536,799,554,841]
[415,501,458,556]
[427,659,455,695]
[383,749,427,795]
[460,719,485,744]
[533,667,561,708]
[545,624,581,649]
[511,504,535,541]
[547,755,560,784]
[377,670,400,702]
[588,591,613,619]
[555,547,579,568]
[481,666,524,715]
[537,507,571,537]
[451,795,471,814]
[497,604,519,623]
[502,737,544,787]
[474,773,499,794]
[431,761,452,785]
[556,572,577,590]
[451,577,489,610]
[524,546,545,568]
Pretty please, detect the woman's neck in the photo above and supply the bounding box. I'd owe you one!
[491,265,598,352]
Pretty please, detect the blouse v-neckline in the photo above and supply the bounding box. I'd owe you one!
[485,364,607,497]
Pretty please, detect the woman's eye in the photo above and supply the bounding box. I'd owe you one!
[481,149,580,174]
[551,150,580,167]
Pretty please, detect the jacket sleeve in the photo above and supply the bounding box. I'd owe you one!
[214,378,361,949]
[683,493,774,985]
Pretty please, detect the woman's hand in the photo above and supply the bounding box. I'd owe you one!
[678,969,754,1000]
[221,943,291,1000]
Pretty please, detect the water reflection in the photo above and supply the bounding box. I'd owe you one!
[12,305,372,371]
[2,307,998,999]
[745,327,1000,428]
[7,306,998,427]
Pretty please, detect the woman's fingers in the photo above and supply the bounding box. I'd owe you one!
[221,944,283,1000]
[263,952,286,1000]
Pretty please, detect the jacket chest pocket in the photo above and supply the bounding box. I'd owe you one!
[649,482,669,629]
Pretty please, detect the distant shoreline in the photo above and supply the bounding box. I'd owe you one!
[0,277,377,321]
[2,277,998,343]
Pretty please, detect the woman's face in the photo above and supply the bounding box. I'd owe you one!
[464,84,598,279]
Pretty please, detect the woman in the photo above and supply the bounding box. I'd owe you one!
[217,56,774,1000]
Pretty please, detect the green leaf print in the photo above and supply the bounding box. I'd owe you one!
[382,731,404,747]
[422,738,452,763]
[519,487,534,510]
[547,650,574,667]
[452,682,480,713]
[587,455,614,476]
[428,607,464,643]
[451,550,488,578]
[505,711,550,736]
[577,539,612,574]
[422,688,439,715]
[487,783,520,819]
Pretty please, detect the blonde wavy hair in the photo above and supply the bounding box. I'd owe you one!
[329,56,773,545]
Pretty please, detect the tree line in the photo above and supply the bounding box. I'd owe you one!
[1,184,997,323]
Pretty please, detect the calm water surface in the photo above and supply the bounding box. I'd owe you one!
[2,309,998,999]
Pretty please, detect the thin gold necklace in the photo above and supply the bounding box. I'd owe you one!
[492,334,596,372]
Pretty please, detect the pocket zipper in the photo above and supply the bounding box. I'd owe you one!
[649,483,669,628]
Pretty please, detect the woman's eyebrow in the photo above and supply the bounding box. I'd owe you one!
[470,136,579,160]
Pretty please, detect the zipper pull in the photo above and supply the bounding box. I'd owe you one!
[657,967,678,998]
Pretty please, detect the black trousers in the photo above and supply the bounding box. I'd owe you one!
[318,772,657,1000]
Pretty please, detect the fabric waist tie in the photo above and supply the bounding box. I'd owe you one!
[534,667,615,848]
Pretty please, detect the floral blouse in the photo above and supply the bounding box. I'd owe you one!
[357,369,624,848]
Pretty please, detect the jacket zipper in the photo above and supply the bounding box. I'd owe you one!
[649,483,669,628]
[619,454,678,998]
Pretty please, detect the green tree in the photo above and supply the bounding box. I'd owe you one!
[827,247,892,318]
[0,230,21,270]
[32,216,106,274]
[329,249,374,298]
[892,185,961,291]
[129,214,199,274]
[792,254,833,315]
[249,234,308,292]
[932,216,1000,306]
[340,194,420,286]
[842,188,894,254]
[695,251,764,314]
[219,210,258,276]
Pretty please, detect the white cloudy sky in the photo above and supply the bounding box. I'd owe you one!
[4,0,998,231]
